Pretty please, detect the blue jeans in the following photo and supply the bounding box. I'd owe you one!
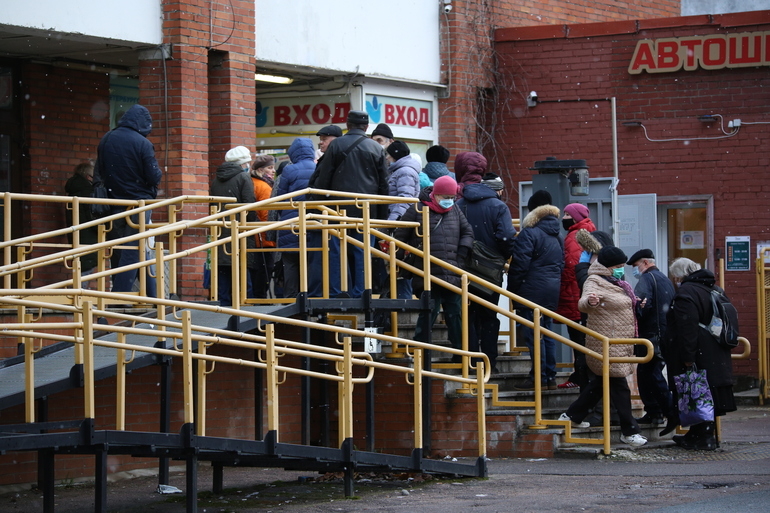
[519,308,557,380]
[217,265,254,307]
[109,212,156,297]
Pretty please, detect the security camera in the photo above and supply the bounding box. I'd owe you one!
[527,91,538,107]
[443,4,452,13]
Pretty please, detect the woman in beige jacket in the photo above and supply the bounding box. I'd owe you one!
[559,246,647,447]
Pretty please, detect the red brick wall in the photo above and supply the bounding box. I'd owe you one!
[492,13,770,378]
[440,0,679,166]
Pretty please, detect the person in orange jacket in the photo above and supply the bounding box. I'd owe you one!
[250,154,277,298]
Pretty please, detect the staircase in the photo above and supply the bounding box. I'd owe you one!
[380,310,670,459]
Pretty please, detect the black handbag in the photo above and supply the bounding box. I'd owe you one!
[463,240,506,298]
[90,177,111,219]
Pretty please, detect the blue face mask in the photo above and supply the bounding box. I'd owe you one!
[438,199,454,209]
[632,267,641,278]
[612,268,625,280]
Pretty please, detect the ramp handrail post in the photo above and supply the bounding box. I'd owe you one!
[116,333,127,430]
[413,347,423,451]
[533,308,542,421]
[82,301,96,420]
[23,308,34,423]
[265,323,279,440]
[298,202,308,294]
[476,360,487,457]
[182,310,194,425]
[3,192,11,288]
[196,335,207,437]
[602,335,611,455]
[342,336,354,443]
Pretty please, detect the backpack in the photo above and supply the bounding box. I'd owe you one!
[698,288,739,348]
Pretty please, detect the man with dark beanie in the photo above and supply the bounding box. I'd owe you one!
[419,145,455,189]
[508,189,564,390]
[371,123,394,149]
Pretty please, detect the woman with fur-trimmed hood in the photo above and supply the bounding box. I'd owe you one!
[507,190,563,389]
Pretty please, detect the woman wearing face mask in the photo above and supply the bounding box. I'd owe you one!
[393,175,474,355]
[559,246,648,447]
[556,203,596,390]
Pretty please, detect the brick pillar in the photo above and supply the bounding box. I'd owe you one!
[135,0,255,300]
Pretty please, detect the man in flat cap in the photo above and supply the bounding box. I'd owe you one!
[316,125,343,155]
[628,248,677,432]
[307,110,389,298]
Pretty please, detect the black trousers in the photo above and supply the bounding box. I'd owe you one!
[566,374,641,436]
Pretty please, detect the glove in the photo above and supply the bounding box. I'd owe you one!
[579,251,592,263]
[457,245,471,262]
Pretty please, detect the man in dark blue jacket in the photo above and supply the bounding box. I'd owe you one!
[456,169,516,372]
[507,190,564,389]
[628,249,677,429]
[96,104,162,296]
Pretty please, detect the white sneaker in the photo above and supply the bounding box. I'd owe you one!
[559,412,590,429]
[620,433,648,447]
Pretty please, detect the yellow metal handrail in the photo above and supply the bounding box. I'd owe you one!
[2,289,490,457]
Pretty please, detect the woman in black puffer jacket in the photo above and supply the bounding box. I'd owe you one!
[394,176,474,352]
[664,258,736,451]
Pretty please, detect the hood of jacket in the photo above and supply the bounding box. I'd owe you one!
[576,229,614,253]
[117,104,153,137]
[389,155,421,175]
[423,161,450,181]
[521,204,561,234]
[460,182,498,202]
[216,161,246,182]
[587,259,613,277]
[682,268,716,287]
[454,151,486,185]
[288,137,316,163]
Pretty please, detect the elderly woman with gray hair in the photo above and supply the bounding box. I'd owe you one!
[663,257,736,450]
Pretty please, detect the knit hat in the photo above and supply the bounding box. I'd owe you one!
[432,175,459,197]
[225,146,252,166]
[316,125,342,137]
[527,190,552,211]
[598,246,628,268]
[371,123,394,140]
[564,203,590,222]
[481,173,504,191]
[386,140,410,160]
[426,145,450,163]
[252,154,275,170]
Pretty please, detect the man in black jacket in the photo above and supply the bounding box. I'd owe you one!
[97,104,162,296]
[628,249,677,429]
[307,110,389,298]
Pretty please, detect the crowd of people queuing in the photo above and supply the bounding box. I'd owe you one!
[75,105,735,452]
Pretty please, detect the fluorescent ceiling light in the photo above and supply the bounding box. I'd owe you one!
[255,73,293,84]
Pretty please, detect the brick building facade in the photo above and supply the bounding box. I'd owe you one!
[439,0,679,160]
[492,10,770,379]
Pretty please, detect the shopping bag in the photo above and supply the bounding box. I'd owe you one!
[674,367,715,427]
